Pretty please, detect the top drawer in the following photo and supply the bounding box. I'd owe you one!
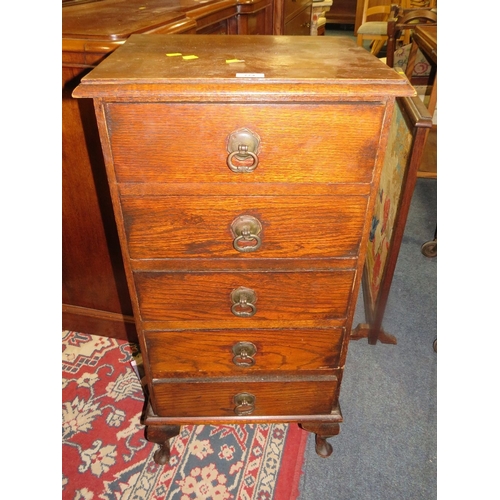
[105,102,384,185]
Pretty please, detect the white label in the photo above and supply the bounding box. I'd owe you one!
[235,73,265,78]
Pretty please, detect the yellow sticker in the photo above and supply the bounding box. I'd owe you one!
[166,53,182,57]
[226,59,245,64]
[182,55,199,60]
[139,6,146,9]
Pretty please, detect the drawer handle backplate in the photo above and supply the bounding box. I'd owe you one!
[234,392,256,415]
[230,287,257,317]
[231,215,262,253]
[232,341,257,367]
[226,128,260,173]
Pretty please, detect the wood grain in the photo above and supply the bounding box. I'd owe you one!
[152,374,338,416]
[134,270,355,322]
[145,327,344,376]
[106,102,383,185]
[122,195,368,260]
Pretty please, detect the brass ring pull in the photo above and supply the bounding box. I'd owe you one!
[231,215,263,253]
[227,149,259,173]
[232,342,257,367]
[234,232,261,252]
[234,393,256,415]
[226,128,261,173]
[230,287,257,317]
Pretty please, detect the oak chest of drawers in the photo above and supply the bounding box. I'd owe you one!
[74,34,414,464]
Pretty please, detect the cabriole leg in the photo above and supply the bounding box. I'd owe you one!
[145,424,181,465]
[300,422,340,458]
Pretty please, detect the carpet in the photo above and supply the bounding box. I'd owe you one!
[62,330,308,499]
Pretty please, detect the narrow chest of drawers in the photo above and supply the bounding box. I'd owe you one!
[74,34,414,464]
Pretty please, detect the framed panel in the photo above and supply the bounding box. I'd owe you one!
[352,94,433,344]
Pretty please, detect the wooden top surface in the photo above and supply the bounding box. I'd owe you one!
[414,25,437,46]
[62,0,226,40]
[413,25,437,62]
[73,34,416,100]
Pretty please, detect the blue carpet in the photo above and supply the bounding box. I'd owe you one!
[298,178,437,499]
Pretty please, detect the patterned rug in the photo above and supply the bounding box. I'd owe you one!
[62,331,307,499]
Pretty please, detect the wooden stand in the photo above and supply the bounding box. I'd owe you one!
[407,25,437,180]
[351,94,433,345]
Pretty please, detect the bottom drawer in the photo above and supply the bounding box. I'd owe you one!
[151,374,338,417]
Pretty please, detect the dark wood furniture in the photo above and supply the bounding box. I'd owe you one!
[74,34,413,463]
[274,0,313,34]
[325,0,357,25]
[62,0,300,342]
[386,6,437,68]
[406,25,437,116]
[391,16,437,182]
[407,24,437,258]
[395,23,437,179]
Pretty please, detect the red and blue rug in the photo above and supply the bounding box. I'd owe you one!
[62,331,307,499]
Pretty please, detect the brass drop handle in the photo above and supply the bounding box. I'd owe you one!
[231,215,262,253]
[232,342,257,367]
[230,287,257,317]
[234,393,256,415]
[226,128,261,173]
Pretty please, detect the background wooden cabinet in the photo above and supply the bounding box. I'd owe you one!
[325,0,356,25]
[274,0,313,34]
[62,0,312,342]
[324,0,395,32]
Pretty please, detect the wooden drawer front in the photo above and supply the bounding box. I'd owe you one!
[135,270,354,323]
[151,374,337,417]
[106,102,384,185]
[284,5,312,35]
[122,194,367,260]
[196,19,231,35]
[145,327,343,377]
[284,0,310,22]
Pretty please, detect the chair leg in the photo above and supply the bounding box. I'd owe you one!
[405,41,419,78]
[427,73,437,116]
[371,39,386,56]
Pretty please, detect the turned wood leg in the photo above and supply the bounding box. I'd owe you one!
[300,422,340,458]
[145,424,181,465]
